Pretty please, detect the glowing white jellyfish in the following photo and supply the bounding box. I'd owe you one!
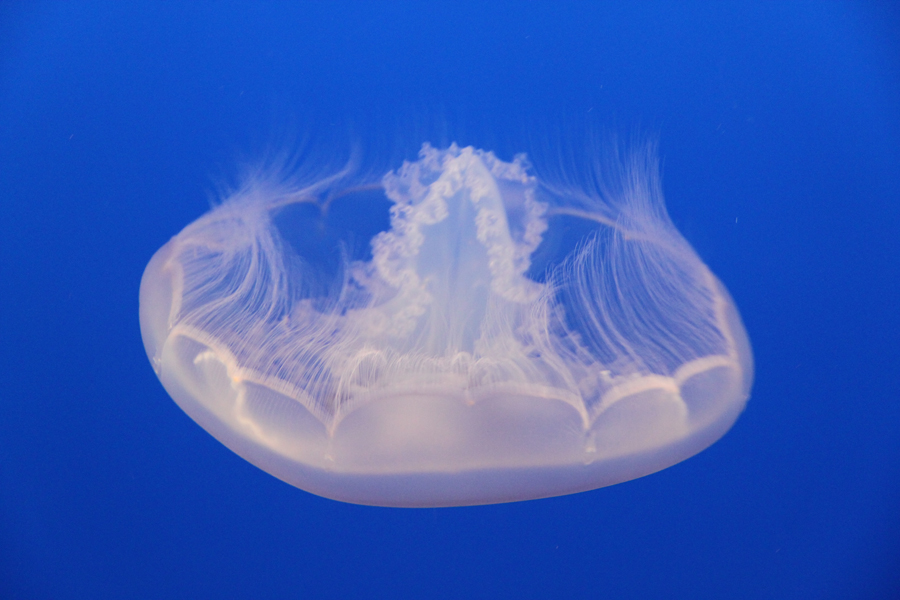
[139,143,752,506]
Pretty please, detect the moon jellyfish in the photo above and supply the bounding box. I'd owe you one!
[139,143,752,506]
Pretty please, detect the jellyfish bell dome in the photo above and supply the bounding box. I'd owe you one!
[139,143,752,507]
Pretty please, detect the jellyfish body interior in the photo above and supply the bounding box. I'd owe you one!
[139,144,752,507]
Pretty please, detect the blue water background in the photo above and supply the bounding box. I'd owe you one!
[1,2,898,598]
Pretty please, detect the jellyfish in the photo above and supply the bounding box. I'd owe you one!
[139,143,752,507]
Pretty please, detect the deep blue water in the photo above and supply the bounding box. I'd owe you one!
[1,2,899,598]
